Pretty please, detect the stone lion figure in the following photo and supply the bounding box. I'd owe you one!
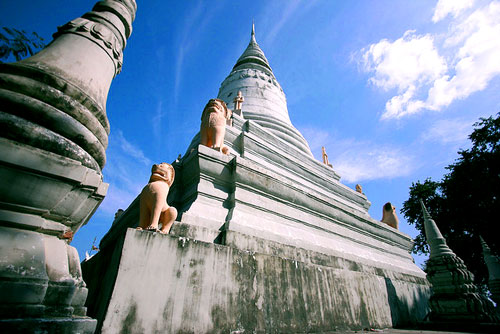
[138,163,178,234]
[200,98,232,154]
[381,202,399,229]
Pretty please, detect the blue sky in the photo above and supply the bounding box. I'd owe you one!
[2,0,499,267]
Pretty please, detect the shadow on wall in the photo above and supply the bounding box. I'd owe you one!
[385,277,429,328]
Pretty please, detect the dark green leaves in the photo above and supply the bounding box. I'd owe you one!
[0,27,45,62]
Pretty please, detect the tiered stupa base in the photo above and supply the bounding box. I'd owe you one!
[83,133,430,332]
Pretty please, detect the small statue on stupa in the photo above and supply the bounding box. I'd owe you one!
[381,202,399,229]
[112,208,124,226]
[322,146,332,168]
[137,163,178,234]
[233,90,244,115]
[200,98,232,155]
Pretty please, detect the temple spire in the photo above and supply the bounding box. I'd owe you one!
[480,236,500,279]
[419,200,499,322]
[419,199,454,258]
[232,22,272,73]
[218,22,314,157]
[480,236,500,305]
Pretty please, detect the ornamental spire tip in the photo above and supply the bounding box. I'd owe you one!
[251,21,256,44]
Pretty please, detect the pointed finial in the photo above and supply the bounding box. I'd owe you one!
[419,199,454,258]
[480,236,491,255]
[250,21,256,44]
[419,199,432,220]
[419,199,433,221]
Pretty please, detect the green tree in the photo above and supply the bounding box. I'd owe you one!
[402,113,500,287]
[0,27,45,63]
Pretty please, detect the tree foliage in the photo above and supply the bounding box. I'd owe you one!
[402,113,500,286]
[0,27,45,63]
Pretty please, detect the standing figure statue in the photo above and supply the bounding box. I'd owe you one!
[322,146,333,168]
[381,202,399,229]
[138,163,178,234]
[200,98,232,154]
[233,90,244,111]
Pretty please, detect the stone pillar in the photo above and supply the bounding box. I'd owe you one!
[480,236,500,306]
[420,200,498,323]
[0,1,137,332]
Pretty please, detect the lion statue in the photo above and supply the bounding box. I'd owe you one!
[381,202,399,229]
[200,98,232,154]
[138,163,178,234]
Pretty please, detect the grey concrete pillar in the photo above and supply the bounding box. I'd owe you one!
[0,1,137,332]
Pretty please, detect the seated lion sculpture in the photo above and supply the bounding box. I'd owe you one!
[137,163,178,234]
[381,202,399,229]
[200,98,232,154]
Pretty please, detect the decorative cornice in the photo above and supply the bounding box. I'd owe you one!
[55,18,124,75]
[53,0,137,76]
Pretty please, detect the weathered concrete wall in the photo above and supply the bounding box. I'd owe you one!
[86,229,429,333]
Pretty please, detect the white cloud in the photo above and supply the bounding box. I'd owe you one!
[298,126,330,152]
[173,2,219,106]
[99,130,153,215]
[421,118,473,144]
[362,31,447,92]
[361,31,447,119]
[433,0,475,22]
[98,184,139,215]
[333,142,416,183]
[152,99,164,141]
[114,130,152,166]
[300,128,416,183]
[360,1,500,120]
[264,0,303,45]
[174,45,185,107]
[384,85,427,119]
[428,1,500,109]
[262,0,318,46]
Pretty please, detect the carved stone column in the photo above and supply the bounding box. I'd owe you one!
[0,1,137,332]
[420,200,498,323]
